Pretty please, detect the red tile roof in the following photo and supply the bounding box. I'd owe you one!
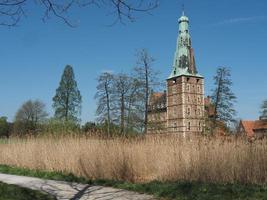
[253,120,267,131]
[240,121,255,137]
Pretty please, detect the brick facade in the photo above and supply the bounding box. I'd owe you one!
[148,13,205,135]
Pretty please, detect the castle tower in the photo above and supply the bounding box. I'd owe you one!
[167,12,205,135]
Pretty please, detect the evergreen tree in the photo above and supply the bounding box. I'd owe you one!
[211,67,236,133]
[260,99,267,119]
[53,65,82,122]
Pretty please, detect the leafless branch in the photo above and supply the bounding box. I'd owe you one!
[0,0,158,27]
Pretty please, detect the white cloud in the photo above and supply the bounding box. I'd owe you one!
[214,16,266,26]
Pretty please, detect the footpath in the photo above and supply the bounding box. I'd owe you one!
[0,173,155,200]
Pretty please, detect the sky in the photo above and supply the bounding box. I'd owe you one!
[0,0,267,123]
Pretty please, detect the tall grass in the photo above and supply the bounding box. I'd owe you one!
[0,135,266,185]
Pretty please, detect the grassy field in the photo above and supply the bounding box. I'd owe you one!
[0,164,266,200]
[0,135,266,185]
[0,181,55,200]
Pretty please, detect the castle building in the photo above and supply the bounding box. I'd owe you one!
[148,12,205,135]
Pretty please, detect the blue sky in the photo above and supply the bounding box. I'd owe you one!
[0,0,266,123]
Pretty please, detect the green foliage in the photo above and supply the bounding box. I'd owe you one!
[82,122,97,132]
[42,118,81,135]
[114,181,267,200]
[0,164,266,200]
[53,65,82,122]
[0,117,9,138]
[0,182,55,200]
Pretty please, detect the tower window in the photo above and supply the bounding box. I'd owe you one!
[187,84,190,92]
[188,96,190,102]
[173,98,176,105]
[187,77,190,82]
[187,107,191,115]
[197,79,200,83]
[187,122,191,131]
[197,86,200,92]
[199,122,201,131]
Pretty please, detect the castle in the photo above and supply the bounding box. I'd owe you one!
[148,12,206,135]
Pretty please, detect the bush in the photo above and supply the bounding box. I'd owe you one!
[42,118,81,135]
[0,117,10,138]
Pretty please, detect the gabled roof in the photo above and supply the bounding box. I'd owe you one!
[240,121,255,137]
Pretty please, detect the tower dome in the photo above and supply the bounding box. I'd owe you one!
[179,15,189,23]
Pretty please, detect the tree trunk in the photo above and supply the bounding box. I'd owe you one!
[120,93,125,135]
[105,82,111,136]
[212,72,223,135]
[144,65,149,134]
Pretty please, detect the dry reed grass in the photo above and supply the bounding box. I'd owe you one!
[0,135,266,185]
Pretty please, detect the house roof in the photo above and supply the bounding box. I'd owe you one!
[240,121,255,137]
[149,92,166,105]
[253,120,267,131]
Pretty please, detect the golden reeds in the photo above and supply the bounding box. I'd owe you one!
[0,135,266,185]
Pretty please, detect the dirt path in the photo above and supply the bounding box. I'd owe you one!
[0,173,155,200]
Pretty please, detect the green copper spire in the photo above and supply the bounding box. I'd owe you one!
[169,12,202,79]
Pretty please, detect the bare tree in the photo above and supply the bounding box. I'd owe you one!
[125,77,143,132]
[0,0,158,27]
[95,72,115,135]
[113,73,133,135]
[14,99,48,133]
[133,49,160,134]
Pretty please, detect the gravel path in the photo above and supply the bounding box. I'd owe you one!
[0,173,155,200]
